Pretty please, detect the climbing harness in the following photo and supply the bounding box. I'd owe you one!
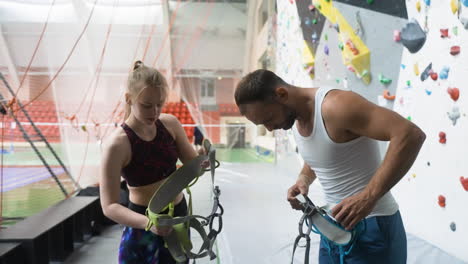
[291,194,366,264]
[145,139,223,263]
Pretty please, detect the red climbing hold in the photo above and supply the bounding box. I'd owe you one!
[450,46,460,55]
[430,72,438,81]
[440,29,449,38]
[439,132,447,144]
[438,195,446,208]
[447,87,460,101]
[461,177,468,191]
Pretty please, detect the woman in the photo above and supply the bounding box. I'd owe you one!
[100,61,202,263]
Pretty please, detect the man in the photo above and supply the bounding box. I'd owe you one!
[234,69,425,263]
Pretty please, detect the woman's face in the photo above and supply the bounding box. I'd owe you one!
[130,86,165,126]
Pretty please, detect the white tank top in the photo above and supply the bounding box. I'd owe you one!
[292,87,399,217]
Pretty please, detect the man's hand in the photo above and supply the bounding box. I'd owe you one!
[287,180,309,210]
[331,191,377,230]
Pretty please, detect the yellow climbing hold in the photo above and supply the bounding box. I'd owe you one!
[414,63,420,76]
[302,41,315,79]
[412,173,417,178]
[313,0,371,84]
[416,1,421,12]
[451,0,458,14]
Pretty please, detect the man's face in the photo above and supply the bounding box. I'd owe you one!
[241,101,297,131]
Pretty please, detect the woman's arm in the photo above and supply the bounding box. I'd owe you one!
[99,136,148,229]
[162,114,199,164]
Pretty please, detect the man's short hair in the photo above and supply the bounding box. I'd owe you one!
[234,69,288,106]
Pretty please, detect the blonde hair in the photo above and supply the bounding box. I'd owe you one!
[125,61,168,120]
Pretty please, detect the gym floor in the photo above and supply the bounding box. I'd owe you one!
[62,155,465,264]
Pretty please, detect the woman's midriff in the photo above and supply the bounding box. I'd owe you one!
[128,180,184,208]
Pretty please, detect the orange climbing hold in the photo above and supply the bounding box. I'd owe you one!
[438,195,446,208]
[345,39,359,55]
[439,132,447,144]
[383,90,395,100]
[461,177,468,191]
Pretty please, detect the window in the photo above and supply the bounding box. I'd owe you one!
[200,78,216,105]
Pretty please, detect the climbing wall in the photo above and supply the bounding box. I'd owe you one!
[276,0,467,261]
[391,0,468,261]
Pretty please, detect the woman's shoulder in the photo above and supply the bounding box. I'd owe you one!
[102,125,131,153]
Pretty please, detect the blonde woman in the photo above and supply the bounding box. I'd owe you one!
[100,61,201,263]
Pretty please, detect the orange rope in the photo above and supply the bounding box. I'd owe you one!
[173,0,215,75]
[13,0,56,99]
[14,0,99,113]
[151,0,182,68]
[142,24,157,62]
[75,0,119,185]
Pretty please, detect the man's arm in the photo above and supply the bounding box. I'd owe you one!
[325,90,426,230]
[287,163,317,210]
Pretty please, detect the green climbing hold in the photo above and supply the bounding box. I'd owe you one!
[406,80,411,87]
[378,74,392,85]
[336,79,341,84]
[318,4,322,9]
[312,19,318,24]
[367,0,374,4]
[325,34,328,41]
[407,116,412,121]
[453,26,458,36]
[338,43,344,50]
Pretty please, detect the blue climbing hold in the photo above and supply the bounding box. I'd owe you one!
[424,0,430,6]
[462,0,468,7]
[425,89,432,95]
[439,66,450,80]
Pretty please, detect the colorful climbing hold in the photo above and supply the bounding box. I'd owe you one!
[81,125,87,132]
[312,19,318,24]
[347,65,356,73]
[383,90,395,100]
[345,39,359,55]
[407,116,412,121]
[414,63,420,76]
[325,34,328,41]
[425,89,432,95]
[447,87,460,101]
[367,0,374,4]
[421,63,432,81]
[416,1,421,12]
[460,176,468,191]
[412,173,416,178]
[338,42,344,50]
[439,131,447,144]
[401,64,406,69]
[438,195,446,208]
[448,105,461,125]
[450,46,461,55]
[451,0,459,14]
[309,4,315,11]
[424,0,430,6]
[406,80,411,87]
[463,0,468,7]
[439,67,450,80]
[379,74,392,85]
[450,222,456,232]
[393,30,401,42]
[324,45,329,55]
[440,28,449,38]
[401,20,427,53]
[430,72,438,81]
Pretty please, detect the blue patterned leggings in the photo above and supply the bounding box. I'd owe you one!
[118,198,188,264]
